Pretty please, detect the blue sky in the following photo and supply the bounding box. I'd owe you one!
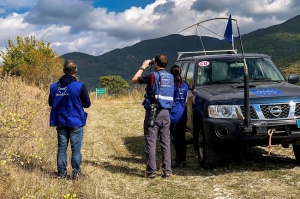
[93,0,155,13]
[0,0,155,16]
[0,0,299,57]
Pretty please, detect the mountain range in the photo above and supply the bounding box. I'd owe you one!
[62,15,300,91]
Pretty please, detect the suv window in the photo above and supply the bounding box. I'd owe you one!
[186,62,195,87]
[196,58,285,85]
[175,62,182,67]
[181,62,189,79]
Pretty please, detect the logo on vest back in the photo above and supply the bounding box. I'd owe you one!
[56,86,69,96]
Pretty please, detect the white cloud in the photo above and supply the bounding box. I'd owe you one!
[0,13,34,51]
[0,0,299,56]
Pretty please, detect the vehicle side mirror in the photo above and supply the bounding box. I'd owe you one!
[288,74,299,84]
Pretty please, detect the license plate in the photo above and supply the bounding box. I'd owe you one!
[297,119,300,128]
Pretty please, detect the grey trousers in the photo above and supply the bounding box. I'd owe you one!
[144,108,172,175]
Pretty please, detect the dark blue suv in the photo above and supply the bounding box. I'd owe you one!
[175,51,300,168]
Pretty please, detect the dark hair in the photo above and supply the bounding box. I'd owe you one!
[170,65,182,87]
[63,60,78,75]
[154,54,168,68]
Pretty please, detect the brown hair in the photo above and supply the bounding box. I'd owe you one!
[154,54,168,68]
[170,65,182,88]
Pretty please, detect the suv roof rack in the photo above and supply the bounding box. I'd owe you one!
[177,49,237,59]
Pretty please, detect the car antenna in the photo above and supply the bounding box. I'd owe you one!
[192,11,206,55]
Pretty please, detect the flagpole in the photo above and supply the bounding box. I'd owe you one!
[232,16,234,50]
[232,34,234,50]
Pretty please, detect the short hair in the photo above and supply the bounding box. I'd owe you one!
[63,60,78,75]
[154,54,168,68]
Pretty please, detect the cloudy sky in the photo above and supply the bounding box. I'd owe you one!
[0,0,299,56]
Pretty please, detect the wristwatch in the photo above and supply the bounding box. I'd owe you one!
[139,66,145,70]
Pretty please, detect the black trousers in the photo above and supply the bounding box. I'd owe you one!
[170,121,187,163]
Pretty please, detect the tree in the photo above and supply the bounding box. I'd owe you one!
[99,75,129,95]
[0,36,63,86]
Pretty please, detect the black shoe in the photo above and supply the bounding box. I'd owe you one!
[71,169,82,180]
[146,172,156,178]
[162,173,172,178]
[57,170,67,179]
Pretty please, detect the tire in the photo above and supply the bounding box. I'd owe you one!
[292,144,300,165]
[193,125,221,169]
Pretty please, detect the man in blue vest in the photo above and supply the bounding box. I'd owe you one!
[49,60,91,179]
[132,54,174,178]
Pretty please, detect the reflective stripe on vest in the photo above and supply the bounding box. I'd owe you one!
[154,94,173,101]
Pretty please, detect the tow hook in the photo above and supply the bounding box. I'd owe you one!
[268,129,276,155]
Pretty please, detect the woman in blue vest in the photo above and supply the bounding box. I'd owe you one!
[170,65,189,168]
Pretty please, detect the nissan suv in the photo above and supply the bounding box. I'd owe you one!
[175,50,300,168]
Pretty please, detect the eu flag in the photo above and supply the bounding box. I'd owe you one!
[224,15,233,44]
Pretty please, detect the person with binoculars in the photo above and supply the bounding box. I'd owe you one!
[132,54,174,178]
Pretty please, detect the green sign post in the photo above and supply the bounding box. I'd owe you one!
[96,87,107,98]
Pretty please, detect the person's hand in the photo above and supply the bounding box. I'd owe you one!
[141,59,152,69]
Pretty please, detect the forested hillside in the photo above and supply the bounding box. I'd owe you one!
[62,15,300,91]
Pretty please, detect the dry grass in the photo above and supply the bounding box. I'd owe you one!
[1,77,300,198]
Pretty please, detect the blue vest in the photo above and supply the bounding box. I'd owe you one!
[49,81,87,127]
[170,81,189,122]
[143,70,174,109]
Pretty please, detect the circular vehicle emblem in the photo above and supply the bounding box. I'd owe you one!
[199,61,210,67]
[269,106,282,117]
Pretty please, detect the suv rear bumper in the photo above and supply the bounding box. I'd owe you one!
[202,118,300,147]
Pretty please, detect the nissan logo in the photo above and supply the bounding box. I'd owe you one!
[269,106,282,117]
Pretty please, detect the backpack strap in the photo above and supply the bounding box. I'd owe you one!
[149,73,155,104]
[149,72,162,105]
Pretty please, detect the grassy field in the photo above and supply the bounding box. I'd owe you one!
[1,78,300,198]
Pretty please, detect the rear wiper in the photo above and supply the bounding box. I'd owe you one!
[203,80,241,85]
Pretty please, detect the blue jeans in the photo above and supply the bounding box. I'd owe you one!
[57,126,84,176]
